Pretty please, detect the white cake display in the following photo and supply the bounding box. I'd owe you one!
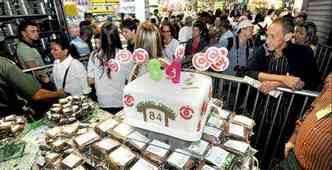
[123,72,212,141]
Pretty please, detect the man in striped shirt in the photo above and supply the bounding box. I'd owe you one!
[284,73,332,170]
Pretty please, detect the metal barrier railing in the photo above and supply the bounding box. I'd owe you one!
[315,44,332,80]
[185,69,320,169]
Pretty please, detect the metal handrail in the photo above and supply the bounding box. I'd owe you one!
[184,69,320,97]
[22,56,90,73]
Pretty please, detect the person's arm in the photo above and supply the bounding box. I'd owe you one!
[258,72,304,90]
[5,61,64,101]
[32,89,64,100]
[24,60,39,69]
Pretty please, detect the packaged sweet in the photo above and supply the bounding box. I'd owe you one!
[187,140,210,157]
[111,123,134,141]
[222,139,250,155]
[204,146,235,169]
[74,131,100,149]
[207,115,225,129]
[202,126,222,145]
[92,138,121,157]
[45,152,62,164]
[224,122,250,142]
[95,118,119,136]
[62,152,84,169]
[166,149,195,170]
[230,115,255,129]
[143,139,170,165]
[126,131,150,152]
[108,146,136,170]
[130,158,159,170]
[196,162,218,170]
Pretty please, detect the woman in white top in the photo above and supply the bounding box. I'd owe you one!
[51,39,90,96]
[88,22,133,114]
[160,21,180,62]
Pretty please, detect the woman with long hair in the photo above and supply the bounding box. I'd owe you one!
[129,20,164,81]
[87,21,133,114]
[160,21,180,62]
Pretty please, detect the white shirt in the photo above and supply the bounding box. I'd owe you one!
[264,16,273,28]
[52,55,91,96]
[88,50,134,108]
[178,26,192,44]
[163,38,180,62]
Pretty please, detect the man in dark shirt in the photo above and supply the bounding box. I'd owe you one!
[0,57,64,117]
[245,17,320,92]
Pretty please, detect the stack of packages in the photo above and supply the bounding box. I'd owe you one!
[36,100,257,170]
[46,96,96,125]
[35,121,101,169]
[198,99,257,170]
[0,115,26,143]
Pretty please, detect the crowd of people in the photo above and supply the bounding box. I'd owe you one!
[0,7,331,170]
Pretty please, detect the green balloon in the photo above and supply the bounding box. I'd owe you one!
[148,59,162,80]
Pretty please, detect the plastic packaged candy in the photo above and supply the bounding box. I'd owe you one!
[143,139,171,166]
[130,158,159,170]
[165,149,195,170]
[204,146,235,169]
[108,146,137,170]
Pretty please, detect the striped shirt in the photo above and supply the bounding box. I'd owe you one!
[289,74,332,170]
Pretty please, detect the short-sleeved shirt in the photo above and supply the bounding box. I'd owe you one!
[163,38,180,62]
[16,41,45,69]
[0,57,40,115]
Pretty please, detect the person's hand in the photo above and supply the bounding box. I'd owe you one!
[282,75,304,90]
[259,81,281,94]
[284,142,295,158]
[158,58,168,68]
[56,88,66,98]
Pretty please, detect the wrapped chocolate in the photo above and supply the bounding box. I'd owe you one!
[0,121,12,130]
[166,149,195,170]
[4,115,16,121]
[202,126,222,145]
[126,131,150,152]
[95,119,119,136]
[222,139,250,155]
[111,123,134,141]
[92,138,120,157]
[72,165,86,170]
[143,140,170,165]
[225,123,250,142]
[62,153,84,169]
[49,157,63,169]
[108,146,136,170]
[45,152,62,164]
[46,127,62,139]
[230,115,255,129]
[77,128,89,135]
[130,158,159,170]
[74,131,100,150]
[62,123,79,137]
[207,115,225,129]
[204,146,235,169]
[51,138,68,152]
[187,140,209,157]
[196,162,218,170]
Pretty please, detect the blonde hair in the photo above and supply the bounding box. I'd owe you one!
[129,21,164,82]
[135,20,163,58]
